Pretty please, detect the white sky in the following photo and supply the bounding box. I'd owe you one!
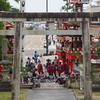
[8,0,65,12]
[8,0,96,12]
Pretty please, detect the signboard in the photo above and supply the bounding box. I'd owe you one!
[69,0,80,4]
[81,0,89,4]
[20,0,26,12]
[69,0,89,4]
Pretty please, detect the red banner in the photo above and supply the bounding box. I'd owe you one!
[66,54,94,59]
[56,51,66,56]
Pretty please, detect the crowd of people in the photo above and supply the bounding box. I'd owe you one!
[24,51,70,85]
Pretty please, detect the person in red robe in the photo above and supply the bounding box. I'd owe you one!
[62,61,69,75]
[47,63,52,76]
[0,65,3,73]
[51,62,57,78]
[57,62,63,77]
[37,61,43,74]
[0,65,3,81]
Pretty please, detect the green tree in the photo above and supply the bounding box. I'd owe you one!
[10,7,20,12]
[97,46,100,56]
[0,36,6,61]
[0,0,11,11]
[0,22,4,30]
[62,2,74,12]
[26,26,34,30]
[14,0,20,3]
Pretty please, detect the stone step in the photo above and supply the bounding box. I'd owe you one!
[34,83,65,90]
[20,82,65,90]
[20,84,32,89]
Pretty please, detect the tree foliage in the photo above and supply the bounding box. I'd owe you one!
[0,22,4,30]
[62,3,74,12]
[0,0,11,11]
[10,7,20,12]
[26,26,34,30]
[14,0,20,3]
[0,36,6,61]
[97,46,100,56]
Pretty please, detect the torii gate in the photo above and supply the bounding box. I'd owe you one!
[0,12,100,100]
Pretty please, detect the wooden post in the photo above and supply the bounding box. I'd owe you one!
[12,22,22,100]
[2,38,7,60]
[82,18,92,100]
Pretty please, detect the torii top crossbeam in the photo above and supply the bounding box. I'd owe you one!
[0,12,100,21]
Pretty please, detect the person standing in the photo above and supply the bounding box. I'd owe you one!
[30,57,36,68]
[51,62,57,78]
[57,62,63,77]
[47,63,52,76]
[53,56,58,66]
[34,51,38,64]
[37,61,43,74]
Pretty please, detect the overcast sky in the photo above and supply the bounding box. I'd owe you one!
[8,0,66,12]
[8,0,96,12]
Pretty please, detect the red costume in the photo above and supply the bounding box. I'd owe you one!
[62,63,67,72]
[51,64,56,73]
[0,65,3,73]
[47,64,52,74]
[57,64,63,74]
[37,63,43,73]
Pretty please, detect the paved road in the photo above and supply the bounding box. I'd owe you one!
[24,35,56,59]
[24,35,45,50]
[25,49,56,58]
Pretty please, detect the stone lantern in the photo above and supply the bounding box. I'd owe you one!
[0,60,12,81]
[0,38,12,92]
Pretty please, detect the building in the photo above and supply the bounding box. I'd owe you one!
[85,0,100,12]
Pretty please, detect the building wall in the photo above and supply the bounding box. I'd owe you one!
[85,6,100,12]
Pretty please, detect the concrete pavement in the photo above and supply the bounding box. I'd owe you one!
[26,89,77,100]
[25,82,77,100]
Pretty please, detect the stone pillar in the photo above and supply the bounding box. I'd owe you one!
[82,18,92,100]
[2,38,7,60]
[49,22,55,30]
[12,22,22,100]
[32,77,36,89]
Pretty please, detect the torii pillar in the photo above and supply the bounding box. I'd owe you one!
[12,22,22,100]
[82,18,92,100]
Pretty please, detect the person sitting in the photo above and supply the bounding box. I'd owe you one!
[32,68,41,85]
[40,72,47,82]
[55,72,66,84]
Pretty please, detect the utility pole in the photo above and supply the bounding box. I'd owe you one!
[20,0,26,66]
[66,0,68,12]
[46,0,48,55]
